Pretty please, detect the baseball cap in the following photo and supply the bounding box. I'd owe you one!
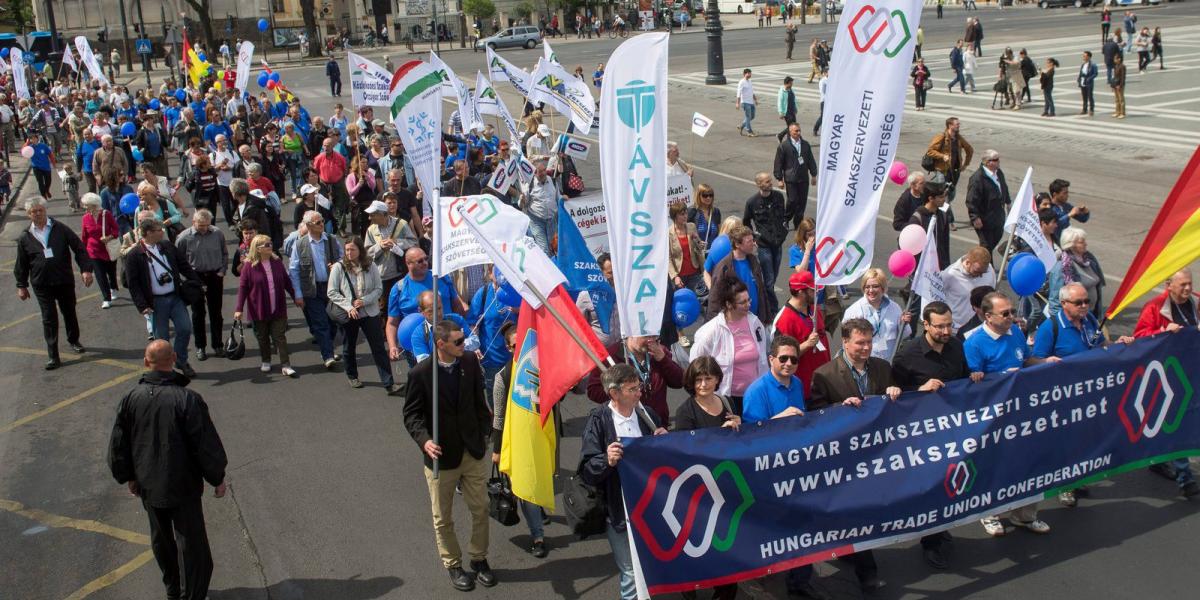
[537,124,551,136]
[249,189,267,199]
[789,271,818,292]
[364,200,388,214]
[299,183,319,195]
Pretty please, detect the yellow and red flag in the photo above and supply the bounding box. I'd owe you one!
[1107,146,1200,318]
[181,33,210,88]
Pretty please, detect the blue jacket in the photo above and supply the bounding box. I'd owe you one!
[76,140,101,174]
[950,47,964,70]
[467,284,518,369]
[326,60,341,80]
[1078,61,1098,88]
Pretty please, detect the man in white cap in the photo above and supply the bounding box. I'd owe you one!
[365,196,419,301]
[525,123,553,159]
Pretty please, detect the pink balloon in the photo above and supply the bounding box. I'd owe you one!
[898,223,927,255]
[888,249,916,278]
[20,146,34,159]
[889,161,909,185]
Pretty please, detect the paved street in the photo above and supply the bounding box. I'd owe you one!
[2,4,1199,599]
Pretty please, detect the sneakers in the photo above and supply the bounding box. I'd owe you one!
[281,365,297,378]
[101,300,111,309]
[349,378,363,388]
[260,363,272,373]
[981,516,1005,537]
[1058,490,1077,507]
[324,358,337,370]
[1010,518,1051,534]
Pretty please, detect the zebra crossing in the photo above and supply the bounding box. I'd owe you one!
[670,25,1200,153]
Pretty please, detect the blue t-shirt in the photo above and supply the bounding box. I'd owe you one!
[387,273,459,320]
[164,106,182,130]
[742,372,807,423]
[203,122,233,147]
[189,101,208,125]
[29,143,52,171]
[964,324,1029,374]
[76,140,100,174]
[411,313,468,361]
[732,257,759,315]
[468,284,518,368]
[115,105,138,122]
[1032,311,1101,359]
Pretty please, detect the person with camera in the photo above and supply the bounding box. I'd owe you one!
[125,217,201,378]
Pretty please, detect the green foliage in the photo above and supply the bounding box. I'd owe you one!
[513,0,537,20]
[464,0,497,21]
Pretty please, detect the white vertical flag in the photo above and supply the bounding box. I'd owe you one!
[911,216,947,308]
[543,39,559,65]
[488,50,534,99]
[234,41,255,94]
[600,33,669,338]
[486,46,509,81]
[389,59,444,263]
[75,36,110,86]
[475,70,500,116]
[430,51,483,133]
[61,47,79,73]
[1003,166,1058,272]
[814,0,923,286]
[10,52,29,100]
[347,51,393,107]
[530,58,596,135]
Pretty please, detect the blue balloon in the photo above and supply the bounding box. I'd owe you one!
[174,89,187,102]
[269,72,281,83]
[131,147,144,162]
[119,122,136,137]
[119,193,140,215]
[1008,253,1047,297]
[198,52,206,62]
[397,313,425,353]
[498,282,522,308]
[705,235,732,271]
[257,72,270,87]
[257,18,270,32]
[148,99,161,110]
[672,288,701,328]
[0,48,9,59]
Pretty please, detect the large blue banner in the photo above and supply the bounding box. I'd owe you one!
[618,330,1200,596]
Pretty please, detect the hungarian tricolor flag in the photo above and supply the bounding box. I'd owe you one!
[521,285,610,425]
[1107,146,1200,318]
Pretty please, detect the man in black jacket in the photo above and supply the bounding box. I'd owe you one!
[744,173,789,318]
[14,198,94,369]
[773,124,818,228]
[126,218,200,378]
[964,149,1011,258]
[403,319,496,592]
[108,340,227,600]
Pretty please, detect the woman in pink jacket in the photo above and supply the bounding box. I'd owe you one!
[79,192,120,309]
[235,234,300,377]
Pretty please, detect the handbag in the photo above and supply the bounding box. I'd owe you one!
[487,466,521,527]
[922,77,933,91]
[100,211,121,260]
[224,319,246,360]
[325,266,358,325]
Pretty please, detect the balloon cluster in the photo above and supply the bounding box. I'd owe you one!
[1007,253,1048,297]
[888,222,927,278]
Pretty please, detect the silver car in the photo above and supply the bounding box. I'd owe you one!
[475,26,542,50]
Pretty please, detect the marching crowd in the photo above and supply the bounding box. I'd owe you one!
[3,28,1196,600]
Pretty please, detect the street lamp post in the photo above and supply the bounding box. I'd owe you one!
[704,0,725,85]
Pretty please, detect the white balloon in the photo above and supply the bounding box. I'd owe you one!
[898,223,927,255]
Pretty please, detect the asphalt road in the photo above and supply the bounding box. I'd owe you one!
[2,4,1199,599]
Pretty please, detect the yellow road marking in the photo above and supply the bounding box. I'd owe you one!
[0,498,149,545]
[0,346,143,371]
[0,292,101,334]
[62,548,155,600]
[0,370,141,434]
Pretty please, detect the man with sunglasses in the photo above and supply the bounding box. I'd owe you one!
[965,291,1059,537]
[742,335,807,424]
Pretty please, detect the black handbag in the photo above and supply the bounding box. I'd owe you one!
[325,266,358,325]
[487,467,521,527]
[224,319,246,360]
[563,472,606,540]
[146,244,203,305]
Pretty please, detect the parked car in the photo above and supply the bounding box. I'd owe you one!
[1038,0,1098,7]
[475,25,541,50]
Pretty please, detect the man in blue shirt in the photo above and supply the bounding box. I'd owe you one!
[467,273,517,407]
[289,210,343,368]
[386,247,465,363]
[75,128,102,193]
[964,291,1058,538]
[741,336,807,423]
[1047,179,1089,244]
[410,290,479,362]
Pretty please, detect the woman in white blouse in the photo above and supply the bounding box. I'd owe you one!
[841,268,911,360]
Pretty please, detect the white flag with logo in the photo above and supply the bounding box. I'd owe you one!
[495,89,521,145]
[691,112,713,137]
[475,70,500,116]
[234,41,255,94]
[430,52,484,133]
[434,194,511,275]
[389,60,444,242]
[489,50,534,99]
[600,33,669,338]
[813,0,922,286]
[543,39,559,65]
[61,47,79,73]
[487,159,520,194]
[530,58,595,135]
[911,216,947,308]
[1003,166,1058,272]
[75,36,110,86]
[486,46,509,82]
[454,198,566,309]
[9,52,29,100]
[346,51,392,107]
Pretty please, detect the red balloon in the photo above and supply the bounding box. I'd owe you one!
[266,80,278,90]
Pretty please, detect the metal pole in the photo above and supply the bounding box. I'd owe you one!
[995,228,1017,284]
[431,276,440,479]
[42,0,63,79]
[526,284,608,372]
[704,0,725,85]
[117,0,134,72]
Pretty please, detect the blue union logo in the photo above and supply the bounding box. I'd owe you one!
[616,80,656,133]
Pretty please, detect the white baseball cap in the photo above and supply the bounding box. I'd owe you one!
[249,188,266,199]
[364,200,388,214]
[299,183,319,195]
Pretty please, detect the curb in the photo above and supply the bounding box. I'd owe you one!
[0,167,33,235]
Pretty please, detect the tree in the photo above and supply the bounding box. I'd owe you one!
[182,0,217,51]
[298,0,323,58]
[2,0,36,33]
[464,0,497,22]
[513,0,536,22]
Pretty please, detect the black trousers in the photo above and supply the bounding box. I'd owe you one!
[217,186,235,227]
[33,284,79,359]
[144,496,213,600]
[342,314,394,386]
[190,271,224,351]
[1080,84,1095,113]
[976,222,1005,256]
[330,77,342,96]
[33,168,52,198]
[784,179,809,228]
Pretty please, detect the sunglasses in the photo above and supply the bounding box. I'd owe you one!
[1063,299,1091,306]
[700,192,714,198]
[773,354,799,364]
[990,310,1015,318]
[449,337,465,347]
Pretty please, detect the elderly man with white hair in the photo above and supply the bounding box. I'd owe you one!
[892,171,926,231]
[964,149,1011,256]
[290,210,344,369]
[92,133,128,187]
[176,209,229,361]
[14,197,95,370]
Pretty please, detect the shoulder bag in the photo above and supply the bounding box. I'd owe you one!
[146,245,204,305]
[224,319,246,359]
[487,465,522,526]
[100,211,121,259]
[326,266,358,325]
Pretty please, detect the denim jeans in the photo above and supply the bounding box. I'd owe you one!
[521,500,545,539]
[301,293,336,361]
[152,293,193,368]
[605,523,637,600]
[1172,458,1195,487]
[527,213,554,257]
[757,244,783,317]
[1043,88,1056,116]
[741,103,756,133]
[342,314,393,387]
[949,68,966,92]
[483,364,503,410]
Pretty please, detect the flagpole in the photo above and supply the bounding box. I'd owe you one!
[995,227,1017,284]
[888,282,916,363]
[431,243,441,480]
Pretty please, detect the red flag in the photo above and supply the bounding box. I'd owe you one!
[516,285,610,425]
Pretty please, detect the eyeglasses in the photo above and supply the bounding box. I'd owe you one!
[257,242,272,248]
[619,384,642,395]
[773,354,799,364]
[989,310,1014,318]
[1063,298,1091,306]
